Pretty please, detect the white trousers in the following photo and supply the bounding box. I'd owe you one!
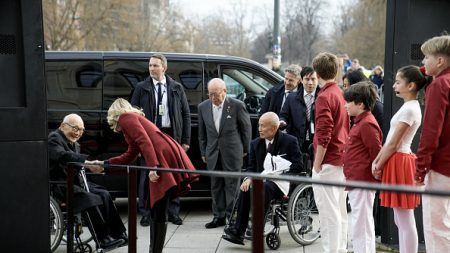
[348,189,376,253]
[312,164,348,253]
[423,170,450,253]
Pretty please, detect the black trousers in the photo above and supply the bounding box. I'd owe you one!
[233,181,283,234]
[85,183,126,240]
[150,187,177,222]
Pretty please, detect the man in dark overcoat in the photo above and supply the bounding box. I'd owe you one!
[48,113,127,249]
[131,53,190,226]
[222,112,303,245]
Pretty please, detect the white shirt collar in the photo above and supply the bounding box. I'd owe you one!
[152,78,167,86]
[213,100,225,109]
[265,139,274,147]
[305,90,315,97]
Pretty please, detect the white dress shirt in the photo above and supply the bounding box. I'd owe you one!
[153,78,171,128]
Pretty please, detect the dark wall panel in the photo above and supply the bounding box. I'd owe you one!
[382,0,450,246]
[0,0,46,142]
[0,0,47,252]
[0,142,49,252]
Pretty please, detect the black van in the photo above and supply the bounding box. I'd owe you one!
[45,51,283,197]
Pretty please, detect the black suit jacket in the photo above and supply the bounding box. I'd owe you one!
[130,74,191,145]
[279,86,320,150]
[48,129,102,212]
[260,84,286,116]
[247,131,303,174]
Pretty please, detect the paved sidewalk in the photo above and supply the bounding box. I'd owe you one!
[54,198,401,253]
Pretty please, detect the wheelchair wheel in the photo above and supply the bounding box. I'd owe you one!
[287,183,320,245]
[50,196,64,252]
[74,243,92,253]
[62,214,93,245]
[266,232,281,250]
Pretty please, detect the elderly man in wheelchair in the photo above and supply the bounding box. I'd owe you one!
[49,114,127,251]
[222,112,303,246]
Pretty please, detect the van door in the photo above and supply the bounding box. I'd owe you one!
[46,58,103,155]
[208,63,282,137]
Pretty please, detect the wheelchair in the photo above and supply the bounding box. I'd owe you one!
[50,195,94,252]
[263,181,320,250]
[228,153,320,250]
[50,168,110,253]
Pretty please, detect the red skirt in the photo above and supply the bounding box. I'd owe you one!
[380,152,420,209]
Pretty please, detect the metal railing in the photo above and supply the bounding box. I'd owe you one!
[64,162,450,253]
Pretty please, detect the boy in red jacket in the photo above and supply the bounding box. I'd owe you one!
[311,52,350,253]
[416,35,450,253]
[343,82,382,253]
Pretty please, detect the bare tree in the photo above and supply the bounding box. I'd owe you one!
[43,0,121,50]
[281,0,325,66]
[333,0,386,68]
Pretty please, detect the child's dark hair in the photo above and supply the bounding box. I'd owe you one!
[300,66,315,79]
[397,65,432,91]
[346,69,370,86]
[343,81,378,111]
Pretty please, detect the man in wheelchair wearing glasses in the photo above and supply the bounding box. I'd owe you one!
[48,113,127,250]
[222,112,303,245]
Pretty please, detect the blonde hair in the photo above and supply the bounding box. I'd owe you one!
[421,35,450,57]
[107,98,144,132]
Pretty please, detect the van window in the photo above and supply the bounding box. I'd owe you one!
[46,60,102,126]
[166,61,203,113]
[103,60,203,113]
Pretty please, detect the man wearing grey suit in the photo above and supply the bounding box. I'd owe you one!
[198,78,252,229]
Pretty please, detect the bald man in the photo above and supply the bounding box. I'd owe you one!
[48,114,127,249]
[198,78,251,229]
[222,112,303,245]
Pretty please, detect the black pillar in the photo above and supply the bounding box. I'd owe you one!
[0,0,47,252]
[383,0,450,246]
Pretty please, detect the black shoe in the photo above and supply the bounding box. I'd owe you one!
[140,215,150,227]
[99,236,125,249]
[168,215,183,225]
[115,232,128,247]
[205,217,226,229]
[222,227,245,245]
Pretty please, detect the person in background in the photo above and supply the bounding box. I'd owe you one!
[416,35,450,253]
[260,64,302,116]
[370,65,384,90]
[279,66,319,153]
[102,98,197,253]
[198,78,251,229]
[48,113,127,250]
[131,53,190,226]
[222,112,302,245]
[343,82,382,253]
[311,52,350,253]
[344,69,383,130]
[372,65,430,253]
[350,58,371,77]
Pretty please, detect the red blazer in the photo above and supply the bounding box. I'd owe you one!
[314,81,349,166]
[108,112,198,208]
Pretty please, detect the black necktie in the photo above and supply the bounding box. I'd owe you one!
[267,142,273,154]
[156,82,162,128]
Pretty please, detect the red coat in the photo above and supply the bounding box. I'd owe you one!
[108,112,198,208]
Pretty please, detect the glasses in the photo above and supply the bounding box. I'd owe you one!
[64,122,85,133]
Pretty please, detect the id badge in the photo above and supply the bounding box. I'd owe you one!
[159,104,165,116]
[310,122,315,134]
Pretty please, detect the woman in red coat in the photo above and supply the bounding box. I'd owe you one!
[104,98,197,253]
